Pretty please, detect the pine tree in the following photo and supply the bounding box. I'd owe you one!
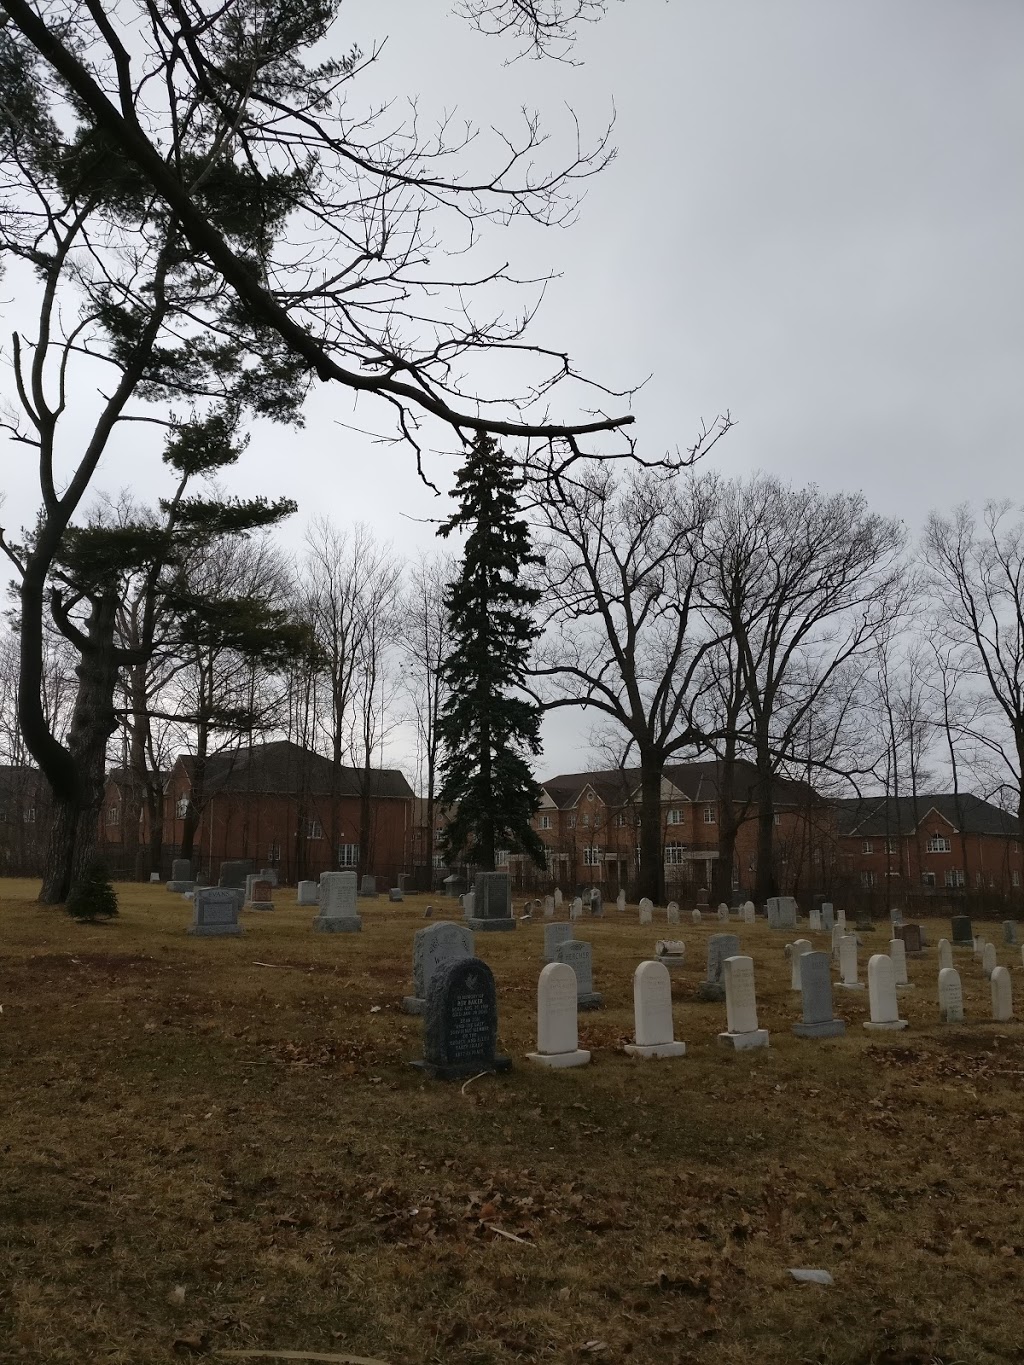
[65,859,119,922]
[437,434,547,871]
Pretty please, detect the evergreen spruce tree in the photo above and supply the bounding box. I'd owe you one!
[65,859,119,922]
[437,434,547,871]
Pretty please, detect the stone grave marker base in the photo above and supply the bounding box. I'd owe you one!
[793,1018,846,1039]
[863,1018,908,1032]
[411,1056,512,1081]
[577,991,603,1010]
[624,1040,686,1059]
[167,881,194,893]
[312,915,362,933]
[464,916,516,932]
[188,923,243,937]
[526,1047,591,1069]
[401,996,425,1015]
[717,1028,770,1050]
[836,981,865,991]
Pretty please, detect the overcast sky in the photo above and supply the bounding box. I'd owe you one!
[3,0,1023,784]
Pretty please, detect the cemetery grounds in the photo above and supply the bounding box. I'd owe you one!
[1,880,1022,1364]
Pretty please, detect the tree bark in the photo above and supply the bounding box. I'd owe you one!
[753,740,777,902]
[712,749,740,904]
[638,754,664,903]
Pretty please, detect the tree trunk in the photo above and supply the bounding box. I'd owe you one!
[753,742,777,903]
[638,753,663,903]
[712,747,739,904]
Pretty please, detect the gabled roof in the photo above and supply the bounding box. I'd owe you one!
[835,793,1020,839]
[171,740,414,801]
[539,759,819,811]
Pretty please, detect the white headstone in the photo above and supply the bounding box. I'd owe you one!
[742,901,755,925]
[666,901,680,925]
[836,906,847,931]
[938,966,964,1023]
[554,887,563,908]
[624,960,686,1058]
[838,935,862,989]
[526,963,590,1068]
[973,935,986,960]
[616,889,626,915]
[937,938,953,971]
[982,942,997,979]
[691,908,702,924]
[717,902,729,922]
[991,964,1013,1022]
[718,956,769,1049]
[790,939,813,990]
[639,898,653,926]
[543,895,555,918]
[865,954,907,1030]
[314,871,361,932]
[570,896,583,921]
[808,907,821,933]
[888,937,910,988]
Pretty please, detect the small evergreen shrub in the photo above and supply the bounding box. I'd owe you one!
[66,859,119,922]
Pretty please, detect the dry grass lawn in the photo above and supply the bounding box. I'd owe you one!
[1,880,1023,1365]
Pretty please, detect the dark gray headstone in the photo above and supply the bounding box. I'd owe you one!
[171,859,191,882]
[821,903,835,932]
[188,887,244,937]
[389,887,404,902]
[589,890,604,918]
[951,915,973,946]
[896,922,923,954]
[403,921,474,1014]
[359,874,378,898]
[544,922,574,962]
[793,951,845,1038]
[466,872,516,932]
[697,932,740,1001]
[1003,920,1018,946]
[555,939,602,1008]
[258,868,279,887]
[219,859,253,889]
[413,957,511,1080]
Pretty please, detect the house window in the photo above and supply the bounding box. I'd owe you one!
[944,869,965,888]
[921,871,936,887]
[861,871,876,888]
[703,806,716,825]
[496,849,510,866]
[106,806,120,825]
[586,791,595,802]
[432,853,445,869]
[583,846,602,866]
[926,835,951,853]
[774,813,781,827]
[267,843,281,862]
[885,839,897,855]
[1014,871,1021,888]
[338,843,359,867]
[581,814,590,828]
[306,818,323,839]
[568,816,576,829]
[976,872,983,887]
[664,842,686,865]
[614,813,627,827]
[23,807,35,823]
[539,815,551,830]
[862,840,873,854]
[667,808,682,825]
[175,796,189,818]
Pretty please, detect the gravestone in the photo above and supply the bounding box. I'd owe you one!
[821,903,835,933]
[403,921,474,1014]
[543,895,555,918]
[544,921,575,963]
[790,939,813,991]
[218,859,252,889]
[991,965,1013,1022]
[889,907,904,927]
[616,890,627,915]
[697,932,740,1002]
[864,954,907,1030]
[836,906,847,931]
[889,937,912,989]
[555,939,602,1009]
[691,909,702,924]
[793,952,845,1039]
[314,871,361,932]
[461,890,475,919]
[554,887,563,909]
[896,922,923,955]
[360,875,378,898]
[937,938,953,971]
[938,966,964,1023]
[423,906,433,918]
[743,901,756,925]
[837,935,863,990]
[951,915,973,946]
[589,890,604,918]
[466,872,516,932]
[296,880,318,906]
[982,942,997,979]
[625,960,686,1058]
[716,902,729,923]
[389,888,404,902]
[526,963,591,1068]
[666,901,680,925]
[767,896,797,930]
[973,935,987,960]
[167,858,193,893]
[1004,920,1019,946]
[188,887,244,937]
[718,955,769,1050]
[442,874,464,899]
[808,907,821,933]
[570,896,583,921]
[696,887,710,908]
[248,877,274,911]
[655,939,686,967]
[258,868,279,887]
[638,898,653,926]
[149,872,161,883]
[413,957,511,1080]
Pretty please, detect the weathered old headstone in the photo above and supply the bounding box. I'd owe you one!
[413,957,511,1080]
[697,932,740,1002]
[188,887,244,937]
[836,906,847,931]
[821,903,835,933]
[896,922,923,955]
[555,939,602,1009]
[616,889,626,915]
[544,921,574,963]
[589,890,604,918]
[981,941,997,979]
[625,960,686,1058]
[570,896,583,921]
[716,902,729,923]
[793,952,845,1039]
[389,887,404,902]
[553,887,563,909]
[743,901,756,925]
[526,963,591,1068]
[790,939,813,991]
[991,965,1013,1022]
[666,901,680,925]
[1004,920,1019,946]
[258,868,279,887]
[403,921,474,1015]
[696,887,710,908]
[655,939,686,967]
[889,935,912,990]
[837,935,863,990]
[718,955,769,1049]
[767,896,797,930]
[937,938,953,971]
[247,877,274,911]
[691,909,702,924]
[808,907,821,933]
[638,898,653,926]
[889,907,904,928]
[314,871,361,933]
[466,872,516,932]
[167,858,193,893]
[951,915,973,946]
[864,954,908,1031]
[461,890,475,919]
[218,859,252,889]
[543,895,555,918]
[360,874,378,898]
[938,966,964,1023]
[296,879,318,906]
